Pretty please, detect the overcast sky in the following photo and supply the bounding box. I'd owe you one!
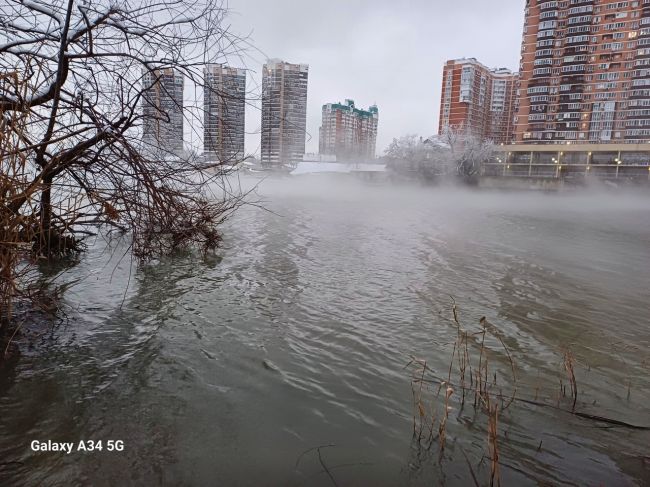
[221,0,525,157]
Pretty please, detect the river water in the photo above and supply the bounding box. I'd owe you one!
[1,176,649,486]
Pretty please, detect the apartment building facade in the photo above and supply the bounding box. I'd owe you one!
[319,99,379,161]
[142,68,184,155]
[515,0,650,143]
[438,58,518,143]
[489,69,519,142]
[261,59,309,166]
[204,64,246,162]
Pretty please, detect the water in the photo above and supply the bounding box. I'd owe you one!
[1,177,649,486]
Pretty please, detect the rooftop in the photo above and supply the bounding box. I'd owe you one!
[323,99,379,116]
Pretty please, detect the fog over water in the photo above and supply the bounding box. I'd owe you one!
[1,177,649,485]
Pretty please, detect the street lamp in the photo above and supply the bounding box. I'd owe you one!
[498,157,507,176]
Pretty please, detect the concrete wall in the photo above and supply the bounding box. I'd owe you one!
[478,176,566,191]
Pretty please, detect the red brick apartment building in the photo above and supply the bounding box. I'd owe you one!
[515,0,650,143]
[438,58,518,143]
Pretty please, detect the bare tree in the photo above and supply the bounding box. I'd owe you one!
[0,0,248,328]
[385,134,451,180]
[440,124,495,179]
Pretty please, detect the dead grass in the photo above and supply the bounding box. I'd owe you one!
[407,299,517,485]
[406,296,650,485]
[562,348,578,413]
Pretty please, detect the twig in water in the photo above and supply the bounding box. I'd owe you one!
[317,446,339,487]
[295,444,336,470]
[460,446,480,487]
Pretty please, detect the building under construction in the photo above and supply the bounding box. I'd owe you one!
[204,64,246,163]
[142,68,184,155]
[261,59,309,167]
[319,99,379,161]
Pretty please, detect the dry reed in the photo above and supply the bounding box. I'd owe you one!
[407,296,650,486]
[562,348,578,413]
[408,299,517,485]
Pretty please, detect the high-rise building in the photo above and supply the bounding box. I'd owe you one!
[319,99,379,161]
[204,64,246,162]
[261,59,309,167]
[489,68,519,143]
[142,68,184,155]
[515,0,650,144]
[438,58,518,143]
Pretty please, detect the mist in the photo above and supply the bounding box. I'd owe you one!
[3,0,650,485]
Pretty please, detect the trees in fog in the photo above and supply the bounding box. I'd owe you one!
[384,135,452,180]
[0,0,245,326]
[441,125,495,180]
[385,129,495,182]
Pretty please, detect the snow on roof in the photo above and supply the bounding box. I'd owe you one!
[423,135,451,150]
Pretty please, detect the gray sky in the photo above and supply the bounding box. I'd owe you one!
[224,0,525,157]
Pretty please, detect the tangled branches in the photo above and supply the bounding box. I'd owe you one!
[0,0,249,329]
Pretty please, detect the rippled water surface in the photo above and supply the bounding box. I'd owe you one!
[1,177,650,486]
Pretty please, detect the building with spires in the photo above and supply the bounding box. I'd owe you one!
[319,99,379,161]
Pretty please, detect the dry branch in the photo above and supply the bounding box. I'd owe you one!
[0,0,249,332]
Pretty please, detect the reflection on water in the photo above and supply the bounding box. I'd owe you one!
[1,177,650,486]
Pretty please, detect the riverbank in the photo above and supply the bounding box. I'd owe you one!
[257,162,650,192]
[478,175,650,192]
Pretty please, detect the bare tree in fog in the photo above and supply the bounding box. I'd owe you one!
[441,125,495,180]
[384,134,451,181]
[385,128,495,183]
[0,0,246,327]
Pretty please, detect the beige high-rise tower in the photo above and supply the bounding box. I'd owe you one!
[142,68,184,155]
[204,64,246,162]
[261,59,309,167]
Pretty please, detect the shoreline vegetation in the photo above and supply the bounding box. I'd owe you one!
[0,1,248,338]
[408,297,650,486]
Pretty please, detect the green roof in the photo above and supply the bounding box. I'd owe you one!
[323,101,378,116]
